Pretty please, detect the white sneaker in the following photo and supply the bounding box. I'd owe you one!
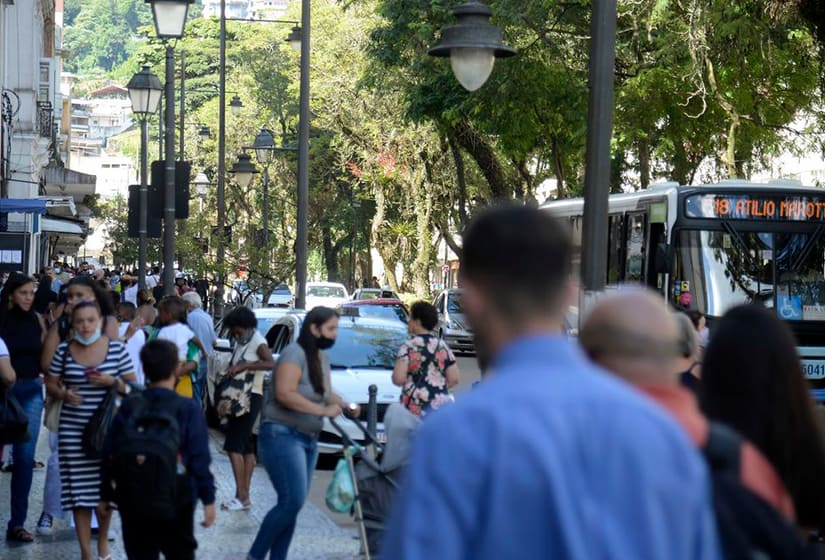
[221,498,250,511]
[36,513,53,536]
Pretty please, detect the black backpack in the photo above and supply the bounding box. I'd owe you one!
[703,422,819,559]
[110,392,186,520]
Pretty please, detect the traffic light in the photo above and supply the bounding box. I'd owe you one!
[150,160,191,220]
[127,184,162,238]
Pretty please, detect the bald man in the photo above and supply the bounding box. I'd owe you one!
[579,289,794,521]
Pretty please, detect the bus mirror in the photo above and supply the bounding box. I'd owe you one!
[655,243,674,273]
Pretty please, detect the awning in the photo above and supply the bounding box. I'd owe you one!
[41,217,84,235]
[0,199,47,215]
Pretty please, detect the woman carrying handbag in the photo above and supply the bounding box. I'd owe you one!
[218,306,274,512]
[44,301,136,560]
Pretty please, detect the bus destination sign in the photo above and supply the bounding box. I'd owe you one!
[685,193,825,222]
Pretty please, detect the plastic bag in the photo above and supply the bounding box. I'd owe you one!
[326,455,356,513]
[82,387,118,459]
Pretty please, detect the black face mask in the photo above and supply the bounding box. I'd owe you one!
[316,335,335,350]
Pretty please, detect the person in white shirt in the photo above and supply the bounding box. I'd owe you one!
[116,302,146,387]
[153,296,204,398]
[122,277,138,307]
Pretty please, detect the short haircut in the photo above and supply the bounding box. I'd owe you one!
[158,295,188,325]
[223,306,257,330]
[461,204,572,320]
[674,312,699,359]
[141,339,179,383]
[410,301,438,331]
[182,291,203,310]
[117,301,137,320]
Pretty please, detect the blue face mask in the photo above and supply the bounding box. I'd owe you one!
[74,326,102,346]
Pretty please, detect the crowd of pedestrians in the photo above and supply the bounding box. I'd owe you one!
[4,204,825,560]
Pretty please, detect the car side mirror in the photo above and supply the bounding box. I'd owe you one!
[655,243,674,274]
[213,338,232,353]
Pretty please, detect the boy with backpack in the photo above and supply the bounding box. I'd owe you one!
[100,339,216,559]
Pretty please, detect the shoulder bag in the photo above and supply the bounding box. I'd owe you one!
[43,344,69,432]
[0,387,30,445]
[215,341,254,419]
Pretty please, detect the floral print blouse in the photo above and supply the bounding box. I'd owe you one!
[397,334,457,416]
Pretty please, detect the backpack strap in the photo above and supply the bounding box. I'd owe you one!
[703,422,743,478]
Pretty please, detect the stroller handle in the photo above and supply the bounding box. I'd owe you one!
[329,417,384,473]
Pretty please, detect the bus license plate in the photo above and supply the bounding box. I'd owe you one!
[802,360,825,380]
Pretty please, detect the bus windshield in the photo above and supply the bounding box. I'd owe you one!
[671,227,825,320]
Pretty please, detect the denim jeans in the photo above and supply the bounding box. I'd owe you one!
[43,431,65,519]
[8,378,43,530]
[248,422,319,560]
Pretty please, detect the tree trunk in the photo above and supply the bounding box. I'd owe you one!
[370,186,400,293]
[551,134,567,199]
[638,138,650,190]
[322,226,340,282]
[451,120,512,199]
[447,133,469,228]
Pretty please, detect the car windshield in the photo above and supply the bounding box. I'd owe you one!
[357,290,381,300]
[307,286,346,298]
[273,285,291,295]
[353,304,409,323]
[672,227,825,320]
[327,322,408,369]
[447,293,463,313]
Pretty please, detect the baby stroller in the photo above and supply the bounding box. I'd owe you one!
[329,403,420,559]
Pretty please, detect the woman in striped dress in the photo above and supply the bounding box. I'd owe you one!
[45,301,135,560]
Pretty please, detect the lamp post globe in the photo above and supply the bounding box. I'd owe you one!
[193,171,210,197]
[428,2,515,91]
[253,128,276,164]
[145,0,192,39]
[286,26,302,53]
[231,152,258,188]
[229,94,244,116]
[126,66,162,116]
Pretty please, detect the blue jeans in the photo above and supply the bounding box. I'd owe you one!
[248,422,319,560]
[8,378,43,530]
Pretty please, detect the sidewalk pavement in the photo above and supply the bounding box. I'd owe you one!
[0,429,361,559]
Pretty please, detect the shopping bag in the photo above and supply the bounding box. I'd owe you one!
[326,455,356,513]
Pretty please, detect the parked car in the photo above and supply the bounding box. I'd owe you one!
[264,312,406,453]
[351,287,399,301]
[433,289,475,354]
[266,283,294,308]
[305,282,349,310]
[341,298,409,323]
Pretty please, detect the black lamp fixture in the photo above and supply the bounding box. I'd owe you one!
[198,125,211,139]
[193,171,211,197]
[145,0,193,39]
[126,66,162,116]
[428,2,515,91]
[286,26,302,53]
[231,152,258,188]
[253,128,277,164]
[229,94,244,116]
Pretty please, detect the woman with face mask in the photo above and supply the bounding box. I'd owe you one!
[220,306,275,511]
[44,301,136,560]
[246,306,358,560]
[36,275,119,538]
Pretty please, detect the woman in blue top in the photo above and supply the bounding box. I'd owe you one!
[246,307,359,560]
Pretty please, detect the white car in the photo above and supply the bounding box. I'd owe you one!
[265,311,405,453]
[305,282,349,310]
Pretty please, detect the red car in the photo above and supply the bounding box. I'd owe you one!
[340,298,410,323]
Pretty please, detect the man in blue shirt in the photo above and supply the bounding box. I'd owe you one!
[382,205,720,559]
[182,292,215,407]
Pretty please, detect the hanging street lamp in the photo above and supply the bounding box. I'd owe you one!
[231,152,258,188]
[428,2,515,92]
[146,0,192,39]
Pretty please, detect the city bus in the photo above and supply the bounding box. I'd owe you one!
[541,179,825,399]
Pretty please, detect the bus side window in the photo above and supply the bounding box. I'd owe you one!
[607,214,624,284]
[624,213,647,283]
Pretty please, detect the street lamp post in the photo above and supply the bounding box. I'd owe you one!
[126,66,162,291]
[147,0,192,297]
[428,2,515,91]
[295,0,310,310]
[253,128,276,249]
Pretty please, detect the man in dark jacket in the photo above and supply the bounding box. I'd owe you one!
[100,340,216,559]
